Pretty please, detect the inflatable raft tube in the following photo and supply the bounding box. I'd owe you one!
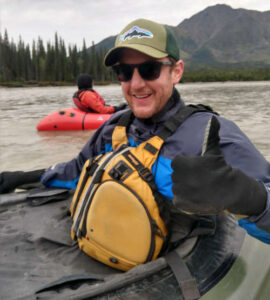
[37,107,112,131]
[0,188,270,300]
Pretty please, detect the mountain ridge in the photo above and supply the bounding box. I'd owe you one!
[91,4,270,69]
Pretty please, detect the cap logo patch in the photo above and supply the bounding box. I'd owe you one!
[119,26,153,43]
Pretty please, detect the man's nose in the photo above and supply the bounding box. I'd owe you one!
[130,68,146,89]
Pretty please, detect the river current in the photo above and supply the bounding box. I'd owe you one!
[0,81,269,172]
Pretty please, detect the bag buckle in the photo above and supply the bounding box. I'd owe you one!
[138,167,154,182]
[109,160,133,181]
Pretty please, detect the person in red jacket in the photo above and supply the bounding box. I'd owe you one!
[73,73,126,114]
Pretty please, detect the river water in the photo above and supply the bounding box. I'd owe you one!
[0,81,270,172]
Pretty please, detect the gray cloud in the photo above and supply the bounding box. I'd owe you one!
[0,0,269,48]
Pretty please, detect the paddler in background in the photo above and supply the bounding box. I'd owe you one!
[73,73,126,113]
[0,18,270,245]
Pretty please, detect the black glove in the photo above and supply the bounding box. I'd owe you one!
[0,169,45,194]
[171,116,267,216]
[113,103,127,112]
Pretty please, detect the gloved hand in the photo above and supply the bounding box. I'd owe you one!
[171,116,267,217]
[114,103,127,112]
[0,169,45,194]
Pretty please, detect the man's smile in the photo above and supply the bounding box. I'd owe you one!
[133,93,152,100]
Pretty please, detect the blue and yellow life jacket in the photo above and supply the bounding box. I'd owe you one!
[70,104,216,271]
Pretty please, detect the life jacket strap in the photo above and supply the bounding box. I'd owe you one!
[122,150,172,231]
[166,250,200,300]
[116,109,133,126]
[112,104,218,147]
[158,104,218,141]
[122,151,156,188]
[112,110,133,149]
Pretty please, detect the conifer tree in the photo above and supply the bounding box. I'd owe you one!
[9,38,18,81]
[69,44,79,81]
[81,38,90,73]
[17,36,26,81]
[32,40,38,81]
[89,41,96,79]
[0,32,3,81]
[37,37,46,81]
[1,30,12,81]
[45,42,55,81]
[24,44,32,80]
[59,37,67,81]
[54,32,60,81]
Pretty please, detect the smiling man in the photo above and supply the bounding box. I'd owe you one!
[114,49,182,118]
[1,19,270,246]
[105,19,184,119]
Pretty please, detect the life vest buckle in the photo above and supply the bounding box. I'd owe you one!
[138,167,154,182]
[109,160,133,181]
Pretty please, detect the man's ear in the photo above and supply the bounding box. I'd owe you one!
[172,60,184,84]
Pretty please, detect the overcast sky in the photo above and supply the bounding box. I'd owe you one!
[1,0,269,48]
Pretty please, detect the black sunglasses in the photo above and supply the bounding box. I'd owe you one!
[112,61,173,82]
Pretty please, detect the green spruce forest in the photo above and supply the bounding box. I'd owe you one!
[0,30,114,87]
[0,29,269,87]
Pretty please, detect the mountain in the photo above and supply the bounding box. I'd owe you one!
[175,4,270,68]
[90,4,270,69]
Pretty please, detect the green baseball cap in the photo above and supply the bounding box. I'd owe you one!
[104,19,180,66]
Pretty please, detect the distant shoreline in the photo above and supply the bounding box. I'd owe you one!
[1,74,269,88]
[1,67,270,88]
[0,81,115,88]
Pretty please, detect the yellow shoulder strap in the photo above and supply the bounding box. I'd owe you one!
[129,135,165,169]
[112,110,133,150]
[111,109,166,158]
[112,125,129,150]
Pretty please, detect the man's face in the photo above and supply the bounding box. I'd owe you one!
[119,49,184,119]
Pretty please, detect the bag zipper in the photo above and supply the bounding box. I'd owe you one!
[71,160,93,218]
[71,153,105,218]
[71,153,112,235]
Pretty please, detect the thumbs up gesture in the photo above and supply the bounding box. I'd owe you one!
[171,116,267,216]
